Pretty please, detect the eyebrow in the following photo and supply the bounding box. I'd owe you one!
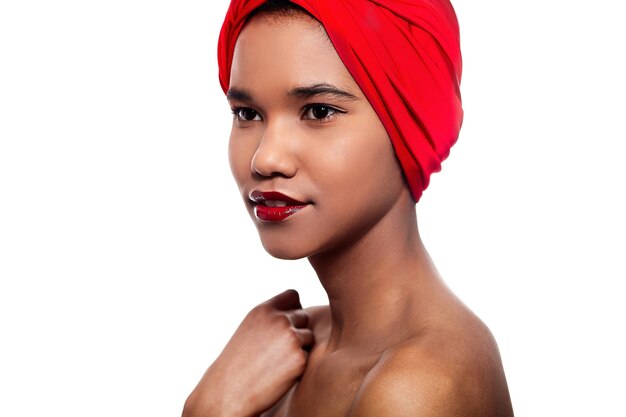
[226,88,253,102]
[226,83,358,103]
[287,83,358,101]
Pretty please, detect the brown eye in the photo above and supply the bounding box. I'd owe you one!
[303,104,341,120]
[233,107,261,121]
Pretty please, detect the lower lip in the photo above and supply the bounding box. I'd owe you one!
[254,204,308,222]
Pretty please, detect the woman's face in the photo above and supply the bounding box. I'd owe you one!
[228,13,409,259]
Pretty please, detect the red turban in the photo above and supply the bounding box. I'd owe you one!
[218,0,463,202]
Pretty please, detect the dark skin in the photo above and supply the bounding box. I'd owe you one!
[184,12,513,417]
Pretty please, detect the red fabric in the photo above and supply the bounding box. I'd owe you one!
[218,0,463,202]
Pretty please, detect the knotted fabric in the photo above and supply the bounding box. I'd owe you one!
[218,0,463,202]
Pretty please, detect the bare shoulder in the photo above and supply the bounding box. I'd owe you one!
[304,304,331,333]
[304,304,330,319]
[347,314,513,417]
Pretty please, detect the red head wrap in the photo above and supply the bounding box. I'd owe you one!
[218,0,463,202]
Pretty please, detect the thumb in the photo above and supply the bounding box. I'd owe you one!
[265,289,302,311]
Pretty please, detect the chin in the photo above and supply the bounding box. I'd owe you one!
[254,219,323,260]
[260,239,311,260]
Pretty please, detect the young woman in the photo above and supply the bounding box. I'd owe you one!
[184,1,514,416]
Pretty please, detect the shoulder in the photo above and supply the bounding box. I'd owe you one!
[304,304,330,320]
[304,304,331,335]
[347,317,513,417]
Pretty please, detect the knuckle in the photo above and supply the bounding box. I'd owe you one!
[248,302,271,319]
[286,328,301,346]
[293,350,308,373]
[253,302,270,313]
[247,304,261,317]
[273,312,292,329]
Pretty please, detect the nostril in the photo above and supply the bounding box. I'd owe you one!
[252,166,293,179]
[250,147,297,179]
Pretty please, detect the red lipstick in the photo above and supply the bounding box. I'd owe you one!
[250,190,309,222]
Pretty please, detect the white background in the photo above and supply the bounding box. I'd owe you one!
[1,1,624,416]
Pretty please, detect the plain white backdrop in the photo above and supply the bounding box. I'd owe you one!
[1,1,624,416]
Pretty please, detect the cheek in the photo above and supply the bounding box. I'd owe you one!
[304,117,405,245]
[316,121,403,199]
[228,131,254,190]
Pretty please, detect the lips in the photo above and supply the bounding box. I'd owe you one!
[249,190,310,222]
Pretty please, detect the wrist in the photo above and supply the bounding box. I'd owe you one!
[183,374,257,417]
[183,393,250,417]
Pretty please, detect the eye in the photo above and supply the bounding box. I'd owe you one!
[232,106,262,121]
[302,104,344,121]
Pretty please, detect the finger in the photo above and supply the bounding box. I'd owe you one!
[266,289,302,311]
[294,328,315,348]
[285,309,309,329]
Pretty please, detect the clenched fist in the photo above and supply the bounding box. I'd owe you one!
[183,289,314,417]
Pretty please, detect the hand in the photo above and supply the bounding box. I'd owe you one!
[183,289,315,417]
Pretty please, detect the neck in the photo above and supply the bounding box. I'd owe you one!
[308,193,444,351]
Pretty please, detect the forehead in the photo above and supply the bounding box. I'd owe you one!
[229,15,358,93]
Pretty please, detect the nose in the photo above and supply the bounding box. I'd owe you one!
[251,121,297,178]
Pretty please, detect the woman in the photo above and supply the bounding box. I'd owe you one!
[184,0,514,416]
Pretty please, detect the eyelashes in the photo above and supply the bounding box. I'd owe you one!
[231,106,261,122]
[302,104,345,121]
[231,104,346,123]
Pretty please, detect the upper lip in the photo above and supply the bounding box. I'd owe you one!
[249,190,308,206]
